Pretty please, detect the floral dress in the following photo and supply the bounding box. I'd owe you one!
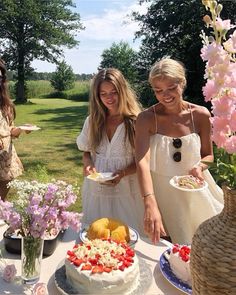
[76,116,145,236]
[0,110,23,181]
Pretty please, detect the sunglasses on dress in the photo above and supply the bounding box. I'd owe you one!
[172,138,182,162]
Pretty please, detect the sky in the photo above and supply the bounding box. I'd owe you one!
[31,0,148,74]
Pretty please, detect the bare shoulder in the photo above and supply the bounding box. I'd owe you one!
[190,103,211,119]
[137,107,154,126]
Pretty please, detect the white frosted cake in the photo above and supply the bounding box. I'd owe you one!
[65,239,140,294]
[169,244,191,286]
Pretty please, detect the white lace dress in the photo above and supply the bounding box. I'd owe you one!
[150,133,224,244]
[76,116,145,235]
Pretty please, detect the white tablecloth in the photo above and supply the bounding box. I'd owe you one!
[0,223,185,295]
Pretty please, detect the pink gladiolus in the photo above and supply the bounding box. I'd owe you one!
[215,17,232,31]
[202,80,218,101]
[225,136,236,154]
[210,116,230,133]
[211,131,228,149]
[201,43,227,66]
[211,97,235,116]
[229,110,236,131]
[3,264,17,282]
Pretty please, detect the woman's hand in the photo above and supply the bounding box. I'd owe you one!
[143,195,166,244]
[82,152,96,176]
[102,170,124,186]
[189,164,204,181]
[84,165,96,177]
[10,127,22,138]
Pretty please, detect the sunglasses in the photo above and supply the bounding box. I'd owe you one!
[172,138,182,162]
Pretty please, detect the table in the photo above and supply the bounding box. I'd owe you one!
[0,223,185,295]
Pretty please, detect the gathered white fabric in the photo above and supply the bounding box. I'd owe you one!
[76,116,145,236]
[150,133,224,244]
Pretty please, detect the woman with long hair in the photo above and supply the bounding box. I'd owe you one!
[76,68,144,235]
[0,59,24,200]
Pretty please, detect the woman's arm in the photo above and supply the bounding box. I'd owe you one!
[189,106,214,180]
[82,152,96,176]
[135,111,166,244]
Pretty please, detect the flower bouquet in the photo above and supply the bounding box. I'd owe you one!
[200,0,236,189]
[0,179,82,284]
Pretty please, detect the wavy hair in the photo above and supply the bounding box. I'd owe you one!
[88,68,142,152]
[0,59,15,124]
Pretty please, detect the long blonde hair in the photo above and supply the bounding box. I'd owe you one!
[149,58,187,90]
[89,68,141,152]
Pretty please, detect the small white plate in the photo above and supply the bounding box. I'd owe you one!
[79,226,139,247]
[18,124,41,131]
[87,172,116,183]
[169,175,208,192]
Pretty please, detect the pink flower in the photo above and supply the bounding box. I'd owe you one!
[201,42,227,66]
[210,116,230,134]
[211,97,235,116]
[3,264,17,282]
[215,17,232,31]
[229,110,236,131]
[211,131,228,149]
[225,136,236,154]
[32,282,48,295]
[202,80,218,101]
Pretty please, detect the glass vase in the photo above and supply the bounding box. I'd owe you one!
[21,236,44,284]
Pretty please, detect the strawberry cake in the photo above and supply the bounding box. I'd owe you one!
[169,244,191,286]
[65,239,140,294]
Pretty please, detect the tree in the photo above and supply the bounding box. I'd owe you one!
[0,0,83,103]
[50,61,75,91]
[132,0,236,106]
[99,41,138,85]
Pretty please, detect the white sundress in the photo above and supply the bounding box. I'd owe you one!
[76,116,145,236]
[150,108,224,244]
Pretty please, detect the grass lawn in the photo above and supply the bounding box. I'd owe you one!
[12,98,89,212]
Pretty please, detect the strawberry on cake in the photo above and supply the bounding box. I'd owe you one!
[168,244,191,286]
[65,238,140,294]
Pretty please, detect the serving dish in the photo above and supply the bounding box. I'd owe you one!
[79,225,139,247]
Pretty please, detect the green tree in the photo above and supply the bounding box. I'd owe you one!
[133,0,236,107]
[99,41,138,85]
[0,0,83,103]
[50,61,75,91]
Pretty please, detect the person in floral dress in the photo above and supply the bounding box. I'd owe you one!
[0,59,24,200]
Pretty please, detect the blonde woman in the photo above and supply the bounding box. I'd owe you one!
[76,68,144,235]
[135,58,223,244]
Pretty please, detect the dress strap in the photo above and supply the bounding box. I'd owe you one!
[152,105,158,133]
[189,104,196,133]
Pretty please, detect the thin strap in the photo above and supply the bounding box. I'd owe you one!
[152,105,158,133]
[189,104,196,133]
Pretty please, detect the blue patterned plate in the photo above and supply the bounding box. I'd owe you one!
[79,226,139,247]
[159,249,192,294]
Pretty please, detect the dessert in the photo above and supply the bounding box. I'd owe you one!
[168,244,191,286]
[88,171,102,179]
[87,217,130,243]
[65,239,140,294]
[174,175,204,189]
